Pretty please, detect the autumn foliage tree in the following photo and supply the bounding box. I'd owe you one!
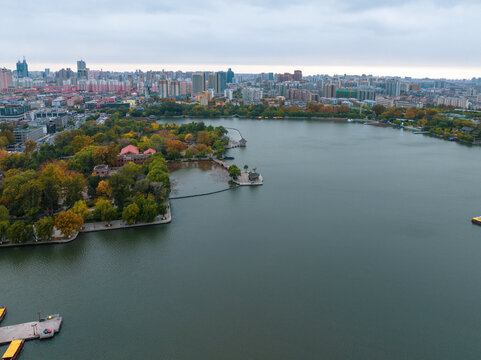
[71,200,91,220]
[96,180,112,197]
[55,210,84,238]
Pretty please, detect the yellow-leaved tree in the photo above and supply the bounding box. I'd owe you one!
[55,210,83,238]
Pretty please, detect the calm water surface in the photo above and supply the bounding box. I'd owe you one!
[2,119,481,359]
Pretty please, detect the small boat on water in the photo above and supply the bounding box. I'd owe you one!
[2,340,24,360]
[0,306,5,322]
[223,155,234,160]
[472,216,481,225]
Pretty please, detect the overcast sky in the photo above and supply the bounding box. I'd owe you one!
[1,0,480,78]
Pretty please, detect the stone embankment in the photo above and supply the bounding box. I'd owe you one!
[0,205,171,248]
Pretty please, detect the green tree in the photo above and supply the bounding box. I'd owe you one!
[143,201,159,222]
[228,165,241,180]
[119,162,142,182]
[108,173,132,208]
[87,175,102,198]
[64,173,85,207]
[19,178,43,221]
[71,135,94,152]
[122,203,140,225]
[0,221,10,243]
[0,205,9,222]
[68,146,96,174]
[25,225,35,242]
[39,162,65,215]
[7,221,27,243]
[35,217,54,242]
[1,169,37,216]
[94,199,117,225]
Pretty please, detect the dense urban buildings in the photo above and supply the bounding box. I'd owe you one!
[1,59,480,112]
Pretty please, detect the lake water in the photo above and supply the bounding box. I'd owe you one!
[2,118,481,359]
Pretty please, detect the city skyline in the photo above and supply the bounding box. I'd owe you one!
[2,0,481,79]
[4,62,481,80]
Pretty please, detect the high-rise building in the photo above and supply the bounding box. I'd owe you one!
[322,83,338,98]
[358,87,376,101]
[215,71,227,95]
[180,81,192,96]
[56,68,74,81]
[159,80,169,98]
[192,73,205,94]
[16,58,28,78]
[0,68,13,90]
[293,70,303,81]
[227,68,234,83]
[169,81,180,97]
[385,79,400,97]
[208,73,216,90]
[77,60,88,78]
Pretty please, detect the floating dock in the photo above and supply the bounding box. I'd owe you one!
[0,314,62,345]
[2,339,24,360]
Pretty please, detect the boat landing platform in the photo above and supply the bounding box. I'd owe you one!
[0,314,62,345]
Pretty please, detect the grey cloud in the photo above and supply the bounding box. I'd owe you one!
[1,0,480,70]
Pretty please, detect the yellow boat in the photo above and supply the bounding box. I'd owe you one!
[2,340,24,360]
[472,216,481,225]
[0,306,5,322]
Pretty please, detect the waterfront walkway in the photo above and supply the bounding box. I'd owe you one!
[81,205,171,233]
[0,206,171,248]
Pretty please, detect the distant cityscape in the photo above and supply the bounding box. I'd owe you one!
[2,58,481,109]
[2,57,481,148]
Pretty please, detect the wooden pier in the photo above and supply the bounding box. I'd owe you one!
[0,314,62,345]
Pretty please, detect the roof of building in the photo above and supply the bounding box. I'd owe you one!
[143,148,156,154]
[248,171,259,181]
[120,145,139,155]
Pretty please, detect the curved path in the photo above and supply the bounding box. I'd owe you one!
[224,127,244,140]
